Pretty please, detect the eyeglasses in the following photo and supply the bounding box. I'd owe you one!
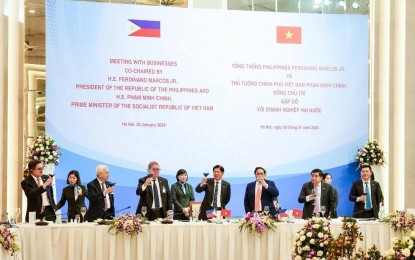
[152,168,161,172]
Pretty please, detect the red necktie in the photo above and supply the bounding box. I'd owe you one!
[254,185,262,212]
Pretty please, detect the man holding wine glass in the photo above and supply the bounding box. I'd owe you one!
[298,169,335,219]
[195,165,231,220]
[85,165,115,222]
[136,161,172,220]
[243,167,279,216]
[349,164,383,219]
[21,160,57,222]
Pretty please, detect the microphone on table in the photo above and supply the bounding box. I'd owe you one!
[102,206,131,220]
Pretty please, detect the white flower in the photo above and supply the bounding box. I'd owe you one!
[385,249,395,256]
[310,239,315,244]
[300,230,305,235]
[317,251,323,257]
[402,248,411,257]
[295,256,301,260]
[323,226,328,231]
[300,235,306,241]
[306,232,312,237]
[320,242,324,247]
[312,224,319,229]
[317,232,323,238]
[391,237,399,244]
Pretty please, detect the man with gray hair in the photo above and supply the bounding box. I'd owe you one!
[86,165,115,221]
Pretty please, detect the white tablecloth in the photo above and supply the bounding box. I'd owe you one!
[15,220,396,260]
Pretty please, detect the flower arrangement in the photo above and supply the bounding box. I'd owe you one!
[291,217,333,259]
[384,210,415,235]
[238,212,277,237]
[327,218,364,259]
[108,214,149,237]
[356,139,386,167]
[0,225,20,256]
[27,135,61,165]
[383,231,415,259]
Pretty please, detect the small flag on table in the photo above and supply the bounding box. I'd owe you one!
[279,208,288,217]
[206,209,215,219]
[221,209,231,218]
[292,209,303,218]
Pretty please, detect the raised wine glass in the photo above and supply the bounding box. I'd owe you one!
[320,206,326,218]
[141,206,147,219]
[203,172,209,177]
[263,206,270,216]
[80,207,87,222]
[15,208,21,222]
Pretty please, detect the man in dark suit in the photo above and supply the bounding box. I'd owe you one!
[244,166,279,216]
[349,164,383,218]
[298,169,335,219]
[21,160,56,222]
[195,165,231,220]
[85,165,115,221]
[136,161,172,220]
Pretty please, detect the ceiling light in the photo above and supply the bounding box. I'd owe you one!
[352,1,360,9]
[28,9,36,14]
[338,0,345,7]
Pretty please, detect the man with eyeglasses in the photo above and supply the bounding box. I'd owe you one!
[136,161,172,220]
[21,160,56,222]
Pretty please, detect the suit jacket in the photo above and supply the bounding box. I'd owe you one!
[298,182,335,219]
[21,175,57,222]
[195,178,231,220]
[136,176,172,218]
[171,182,195,212]
[56,185,88,220]
[244,180,279,216]
[85,179,114,221]
[349,179,383,218]
[332,187,339,218]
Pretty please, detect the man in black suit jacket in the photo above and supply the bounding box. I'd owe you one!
[195,165,231,220]
[86,165,115,221]
[136,161,172,220]
[244,167,279,216]
[298,169,335,219]
[21,160,56,222]
[349,164,383,218]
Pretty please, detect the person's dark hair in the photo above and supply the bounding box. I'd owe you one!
[213,165,224,173]
[359,164,372,171]
[23,169,30,178]
[322,173,332,180]
[66,170,81,185]
[310,168,323,177]
[28,160,42,172]
[176,169,188,181]
[254,167,266,175]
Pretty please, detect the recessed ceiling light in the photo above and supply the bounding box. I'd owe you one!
[28,9,36,14]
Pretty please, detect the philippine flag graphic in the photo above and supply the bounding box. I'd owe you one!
[128,19,161,38]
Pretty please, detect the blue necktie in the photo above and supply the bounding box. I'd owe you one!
[365,182,372,210]
[181,183,186,195]
[153,180,160,208]
[213,182,219,209]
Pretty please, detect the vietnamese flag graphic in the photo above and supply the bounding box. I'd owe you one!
[276,26,302,44]
[221,209,231,218]
[292,209,303,218]
[129,19,160,38]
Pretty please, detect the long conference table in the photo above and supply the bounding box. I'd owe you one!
[5,219,397,260]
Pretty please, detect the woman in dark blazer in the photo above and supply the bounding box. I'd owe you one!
[323,173,338,218]
[171,169,195,220]
[56,170,88,222]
